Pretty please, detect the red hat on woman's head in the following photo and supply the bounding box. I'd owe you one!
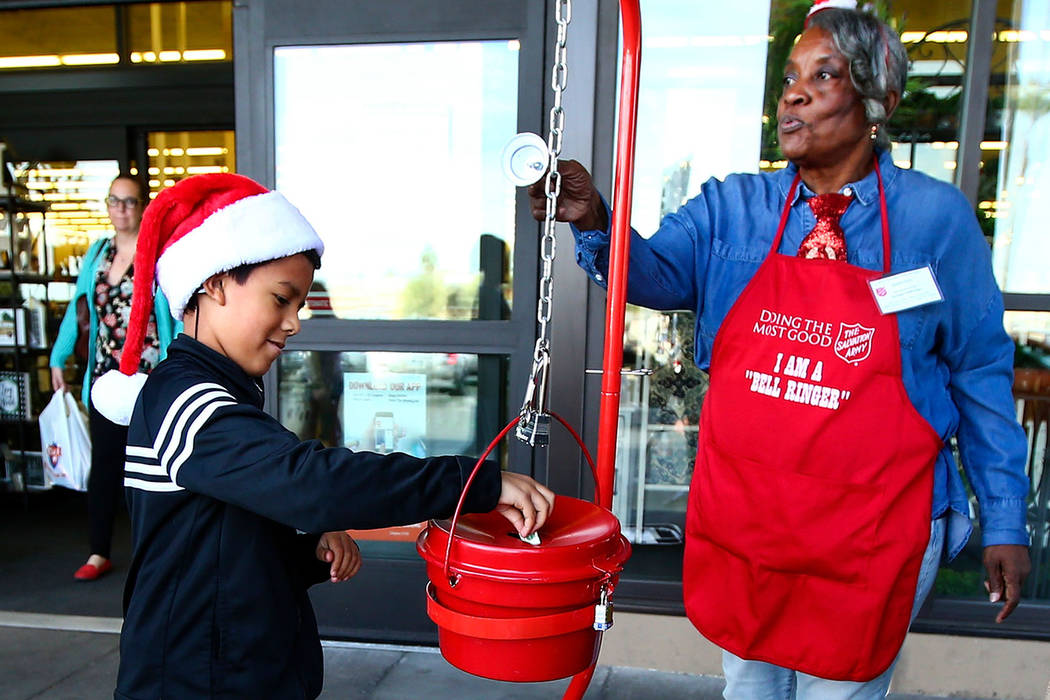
[91,172,324,425]
[806,0,858,26]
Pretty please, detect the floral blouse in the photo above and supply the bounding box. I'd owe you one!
[92,242,160,381]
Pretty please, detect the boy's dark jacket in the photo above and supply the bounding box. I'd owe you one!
[115,335,500,699]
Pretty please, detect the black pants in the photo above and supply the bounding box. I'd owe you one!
[87,403,129,559]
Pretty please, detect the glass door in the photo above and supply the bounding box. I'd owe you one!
[234,0,546,643]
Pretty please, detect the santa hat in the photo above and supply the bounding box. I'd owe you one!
[91,172,324,425]
[805,0,858,26]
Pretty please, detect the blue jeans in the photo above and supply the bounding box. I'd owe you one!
[721,517,947,700]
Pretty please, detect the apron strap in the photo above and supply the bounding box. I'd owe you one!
[769,159,891,273]
[873,158,891,274]
[769,174,801,255]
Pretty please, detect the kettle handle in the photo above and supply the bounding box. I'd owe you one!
[442,411,600,586]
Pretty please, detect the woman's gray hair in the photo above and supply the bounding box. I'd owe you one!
[807,9,909,150]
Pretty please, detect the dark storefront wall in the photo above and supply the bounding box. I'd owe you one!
[0,63,234,168]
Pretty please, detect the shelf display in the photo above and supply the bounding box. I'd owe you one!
[0,142,77,491]
[0,307,25,346]
[0,371,30,420]
[612,311,708,546]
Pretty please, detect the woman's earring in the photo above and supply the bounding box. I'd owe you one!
[869,124,879,141]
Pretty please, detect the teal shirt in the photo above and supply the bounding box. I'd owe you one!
[49,237,181,408]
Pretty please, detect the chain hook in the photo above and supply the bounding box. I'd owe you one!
[517,0,571,447]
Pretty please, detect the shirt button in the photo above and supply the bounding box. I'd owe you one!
[595,273,604,282]
[842,186,853,197]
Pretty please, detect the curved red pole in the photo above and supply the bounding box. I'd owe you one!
[561,4,641,700]
[561,647,599,699]
[596,0,641,512]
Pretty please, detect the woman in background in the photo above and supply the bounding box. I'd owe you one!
[50,173,179,581]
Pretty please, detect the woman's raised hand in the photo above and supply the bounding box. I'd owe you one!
[527,159,607,231]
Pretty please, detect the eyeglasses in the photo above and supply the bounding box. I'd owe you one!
[106,195,141,209]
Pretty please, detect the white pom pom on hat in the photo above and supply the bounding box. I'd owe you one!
[91,370,147,427]
[90,173,325,425]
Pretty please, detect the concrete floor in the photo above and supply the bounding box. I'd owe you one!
[0,617,728,700]
[0,491,996,699]
[0,617,981,700]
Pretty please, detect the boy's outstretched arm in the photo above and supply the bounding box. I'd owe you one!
[157,398,551,535]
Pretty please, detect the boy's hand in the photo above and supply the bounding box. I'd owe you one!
[316,531,362,583]
[496,472,556,538]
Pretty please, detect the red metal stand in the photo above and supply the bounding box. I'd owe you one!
[422,4,642,697]
[560,2,641,697]
[595,0,641,512]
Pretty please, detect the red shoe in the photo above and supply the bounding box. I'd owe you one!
[74,560,112,581]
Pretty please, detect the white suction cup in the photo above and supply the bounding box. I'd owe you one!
[501,132,550,187]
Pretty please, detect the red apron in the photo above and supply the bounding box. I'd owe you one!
[683,163,942,681]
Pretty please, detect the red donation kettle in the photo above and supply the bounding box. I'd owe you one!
[417,494,631,682]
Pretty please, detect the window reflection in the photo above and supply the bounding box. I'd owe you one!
[277,350,496,457]
[12,160,120,273]
[0,6,117,69]
[934,311,1050,601]
[990,1,1050,292]
[126,2,232,65]
[277,349,505,545]
[1012,317,1050,601]
[146,131,236,198]
[614,1,771,545]
[278,349,506,547]
[273,41,518,321]
[1008,312,1050,601]
[885,2,972,181]
[0,2,232,70]
[616,311,707,545]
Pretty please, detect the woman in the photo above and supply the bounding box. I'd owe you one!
[531,5,1031,698]
[50,174,179,581]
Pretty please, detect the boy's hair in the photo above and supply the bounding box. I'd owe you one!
[182,248,322,315]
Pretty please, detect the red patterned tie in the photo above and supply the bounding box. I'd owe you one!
[798,193,851,261]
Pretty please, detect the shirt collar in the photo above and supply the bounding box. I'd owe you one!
[168,333,265,408]
[777,149,897,206]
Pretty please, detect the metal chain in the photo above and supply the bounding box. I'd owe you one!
[538,0,570,350]
[517,0,571,447]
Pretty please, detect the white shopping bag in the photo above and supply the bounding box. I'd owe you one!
[39,389,92,491]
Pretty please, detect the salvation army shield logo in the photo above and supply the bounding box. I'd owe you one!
[834,322,875,365]
[46,442,62,467]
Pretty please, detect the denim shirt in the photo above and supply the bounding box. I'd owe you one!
[572,149,1029,559]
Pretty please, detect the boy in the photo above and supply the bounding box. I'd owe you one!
[92,173,554,699]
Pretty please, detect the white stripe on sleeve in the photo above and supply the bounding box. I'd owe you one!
[168,400,236,486]
[153,383,233,455]
[124,461,167,477]
[124,477,184,492]
[125,444,159,460]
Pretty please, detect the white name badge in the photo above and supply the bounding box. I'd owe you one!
[868,265,944,315]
